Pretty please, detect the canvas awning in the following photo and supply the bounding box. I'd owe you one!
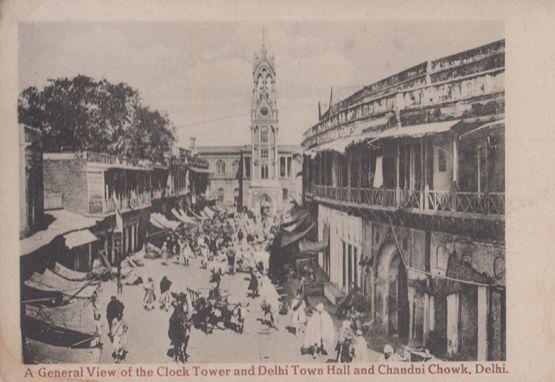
[20,210,98,256]
[312,132,364,155]
[459,119,504,140]
[25,299,97,335]
[282,205,308,227]
[149,216,165,230]
[299,239,328,254]
[63,230,97,249]
[171,208,198,225]
[150,213,181,230]
[189,166,211,174]
[375,120,460,140]
[280,221,316,248]
[24,269,99,299]
[54,263,89,281]
[187,207,203,220]
[283,214,309,232]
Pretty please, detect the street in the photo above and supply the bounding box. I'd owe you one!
[97,255,381,364]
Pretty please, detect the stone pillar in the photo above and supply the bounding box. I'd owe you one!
[447,293,459,356]
[453,136,458,183]
[423,293,430,343]
[429,295,435,331]
[395,144,401,206]
[477,286,489,361]
[408,287,415,340]
[370,269,376,320]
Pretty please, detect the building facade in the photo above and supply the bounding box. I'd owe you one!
[19,125,44,239]
[301,40,505,361]
[197,41,302,215]
[22,149,209,274]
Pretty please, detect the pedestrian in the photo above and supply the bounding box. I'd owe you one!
[159,276,173,311]
[111,312,128,363]
[180,238,191,266]
[161,241,169,265]
[143,277,156,310]
[288,290,307,336]
[226,247,236,274]
[335,320,354,363]
[106,296,124,341]
[303,302,335,358]
[259,276,280,330]
[351,330,370,362]
[380,344,404,362]
[247,269,259,298]
[116,259,123,295]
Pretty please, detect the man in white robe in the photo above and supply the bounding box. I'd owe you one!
[303,302,336,358]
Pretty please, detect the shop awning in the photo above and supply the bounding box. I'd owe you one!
[312,131,364,155]
[150,213,181,230]
[179,208,199,221]
[283,214,309,232]
[24,298,97,335]
[24,269,99,299]
[280,221,316,248]
[375,120,460,140]
[187,207,203,220]
[20,210,98,256]
[299,239,328,254]
[171,208,198,225]
[63,230,98,249]
[189,166,211,174]
[54,262,89,281]
[149,216,165,230]
[459,119,504,140]
[282,205,308,227]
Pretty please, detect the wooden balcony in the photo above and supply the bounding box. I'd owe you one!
[307,184,504,217]
[88,192,152,216]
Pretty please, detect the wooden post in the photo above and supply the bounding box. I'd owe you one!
[396,144,401,206]
[447,293,460,356]
[477,286,489,360]
[423,293,430,344]
[453,135,458,183]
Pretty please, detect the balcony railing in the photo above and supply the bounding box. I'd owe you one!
[311,185,396,208]
[89,192,152,215]
[308,184,504,216]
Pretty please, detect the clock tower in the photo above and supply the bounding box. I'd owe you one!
[248,31,282,215]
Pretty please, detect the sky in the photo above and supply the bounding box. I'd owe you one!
[19,21,504,147]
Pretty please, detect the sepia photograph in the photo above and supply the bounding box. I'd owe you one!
[17,19,506,366]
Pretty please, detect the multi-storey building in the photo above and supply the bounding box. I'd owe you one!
[22,149,209,273]
[197,40,302,215]
[301,40,505,361]
[19,125,44,239]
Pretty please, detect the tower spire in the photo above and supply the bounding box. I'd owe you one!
[261,25,267,56]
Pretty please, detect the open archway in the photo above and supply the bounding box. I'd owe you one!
[388,252,409,339]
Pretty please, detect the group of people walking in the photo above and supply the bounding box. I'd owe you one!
[98,205,396,364]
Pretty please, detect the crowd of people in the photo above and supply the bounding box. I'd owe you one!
[100,205,402,364]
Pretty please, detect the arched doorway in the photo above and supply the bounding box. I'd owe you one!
[388,252,409,339]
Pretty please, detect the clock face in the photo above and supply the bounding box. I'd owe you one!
[259,106,269,117]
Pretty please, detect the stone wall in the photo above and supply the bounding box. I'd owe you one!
[43,159,87,215]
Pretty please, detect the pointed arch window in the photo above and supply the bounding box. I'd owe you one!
[216,159,226,176]
[261,127,269,144]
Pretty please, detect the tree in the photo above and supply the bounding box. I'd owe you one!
[18,75,175,161]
